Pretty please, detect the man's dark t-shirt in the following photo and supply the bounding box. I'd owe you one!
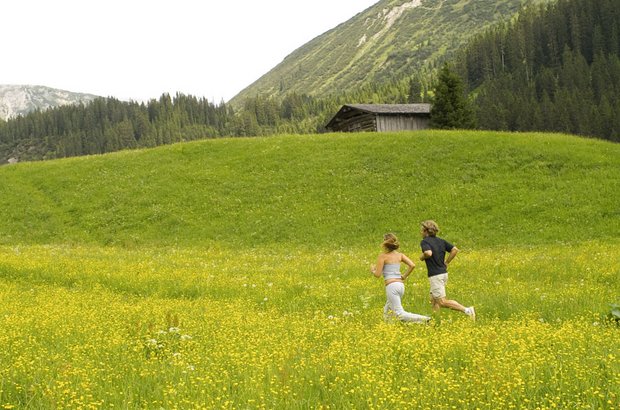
[420,236,454,277]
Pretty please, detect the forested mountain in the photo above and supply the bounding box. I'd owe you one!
[457,0,620,141]
[230,0,549,107]
[237,0,620,142]
[0,85,98,120]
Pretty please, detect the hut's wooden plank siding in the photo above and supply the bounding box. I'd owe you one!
[376,115,429,132]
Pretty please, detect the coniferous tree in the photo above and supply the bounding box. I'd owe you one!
[430,63,476,129]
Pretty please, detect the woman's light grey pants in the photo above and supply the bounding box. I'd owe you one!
[384,282,430,323]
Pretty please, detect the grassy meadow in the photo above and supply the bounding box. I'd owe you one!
[0,130,619,409]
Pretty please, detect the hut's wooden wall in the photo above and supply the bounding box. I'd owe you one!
[376,115,429,132]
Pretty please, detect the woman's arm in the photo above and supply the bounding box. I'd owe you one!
[372,255,385,278]
[400,253,415,279]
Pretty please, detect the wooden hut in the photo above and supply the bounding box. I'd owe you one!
[325,103,431,133]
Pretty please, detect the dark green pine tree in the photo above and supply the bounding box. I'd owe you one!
[430,63,476,129]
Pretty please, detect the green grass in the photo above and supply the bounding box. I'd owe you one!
[1,130,618,248]
[0,130,618,408]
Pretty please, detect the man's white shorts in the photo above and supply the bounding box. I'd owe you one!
[429,273,448,299]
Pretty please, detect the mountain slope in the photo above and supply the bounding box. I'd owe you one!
[0,85,99,120]
[230,0,549,106]
[0,130,618,248]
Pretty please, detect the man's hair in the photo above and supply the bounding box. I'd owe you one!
[382,233,400,251]
[421,220,439,237]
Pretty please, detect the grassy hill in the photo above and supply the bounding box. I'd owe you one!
[230,0,551,106]
[1,130,618,248]
[0,131,619,408]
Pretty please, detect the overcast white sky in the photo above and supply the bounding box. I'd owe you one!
[2,0,378,103]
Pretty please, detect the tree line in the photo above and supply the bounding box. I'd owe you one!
[0,94,235,162]
[0,78,425,162]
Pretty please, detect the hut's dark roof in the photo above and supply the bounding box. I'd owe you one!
[345,103,431,114]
